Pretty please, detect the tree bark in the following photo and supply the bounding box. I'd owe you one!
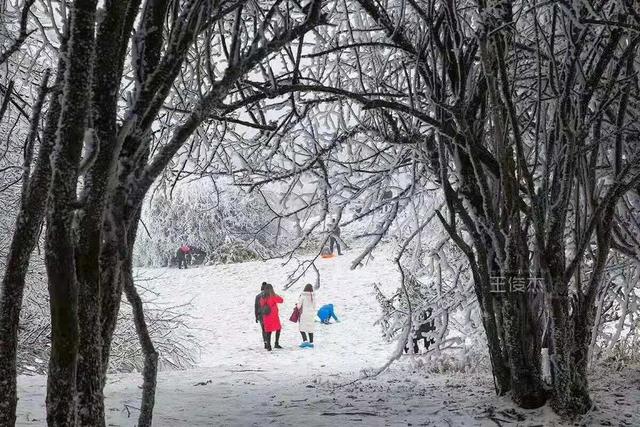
[122,261,158,427]
[122,207,157,427]
[468,266,511,395]
[45,0,97,423]
[98,215,124,385]
[549,285,574,417]
[74,0,134,418]
[502,291,546,408]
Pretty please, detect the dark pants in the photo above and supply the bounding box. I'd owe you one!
[177,253,188,269]
[300,332,314,343]
[259,320,267,346]
[265,330,281,349]
[405,337,435,354]
[329,237,342,255]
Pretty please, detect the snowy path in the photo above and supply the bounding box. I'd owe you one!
[15,251,640,426]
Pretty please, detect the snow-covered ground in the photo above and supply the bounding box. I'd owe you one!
[15,251,640,426]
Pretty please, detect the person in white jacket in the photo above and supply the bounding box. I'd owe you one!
[296,284,317,348]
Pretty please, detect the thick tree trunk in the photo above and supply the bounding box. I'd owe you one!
[471,267,511,395]
[503,228,546,409]
[75,31,128,427]
[98,222,123,385]
[0,259,35,427]
[481,299,512,395]
[45,0,98,423]
[75,231,105,426]
[86,0,142,399]
[570,303,595,412]
[546,250,586,417]
[98,186,132,383]
[549,286,575,417]
[502,291,546,408]
[45,214,80,427]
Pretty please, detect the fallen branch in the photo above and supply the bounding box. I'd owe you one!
[321,411,379,416]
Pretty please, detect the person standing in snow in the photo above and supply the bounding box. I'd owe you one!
[296,284,317,348]
[327,218,343,255]
[176,244,191,269]
[260,283,284,351]
[317,303,339,324]
[404,308,436,354]
[254,282,268,349]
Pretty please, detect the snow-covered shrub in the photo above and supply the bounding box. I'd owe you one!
[591,259,640,367]
[16,266,198,375]
[373,204,489,373]
[134,185,291,267]
[375,268,488,373]
[109,282,200,372]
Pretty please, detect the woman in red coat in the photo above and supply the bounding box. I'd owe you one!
[260,283,284,350]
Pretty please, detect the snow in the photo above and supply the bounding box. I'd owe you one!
[15,251,640,426]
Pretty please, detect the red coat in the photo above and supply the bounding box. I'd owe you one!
[260,295,283,332]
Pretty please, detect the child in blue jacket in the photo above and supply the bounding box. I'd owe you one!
[317,304,339,324]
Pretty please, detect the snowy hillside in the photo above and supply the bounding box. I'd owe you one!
[15,252,640,426]
[133,251,400,371]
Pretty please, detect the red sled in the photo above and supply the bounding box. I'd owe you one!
[320,247,335,259]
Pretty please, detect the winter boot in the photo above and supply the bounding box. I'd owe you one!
[299,342,309,348]
[274,343,283,349]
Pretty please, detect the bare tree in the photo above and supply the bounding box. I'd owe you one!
[220,0,640,417]
[1,0,328,425]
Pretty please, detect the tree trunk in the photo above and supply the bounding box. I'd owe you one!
[481,301,512,395]
[502,291,546,408]
[503,227,546,409]
[122,209,157,427]
[471,268,511,395]
[75,230,105,427]
[45,0,98,422]
[45,216,80,427]
[122,261,158,427]
[548,271,576,417]
[566,221,613,415]
[98,222,123,385]
[98,188,132,384]
[569,302,595,413]
[0,60,62,425]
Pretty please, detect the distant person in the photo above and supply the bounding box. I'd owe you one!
[254,282,268,349]
[404,308,436,354]
[317,303,339,324]
[296,284,317,348]
[260,283,284,351]
[327,219,343,255]
[176,244,191,269]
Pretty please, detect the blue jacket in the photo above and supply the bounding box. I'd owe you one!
[317,304,339,322]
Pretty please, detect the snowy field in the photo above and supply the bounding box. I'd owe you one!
[15,251,640,426]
